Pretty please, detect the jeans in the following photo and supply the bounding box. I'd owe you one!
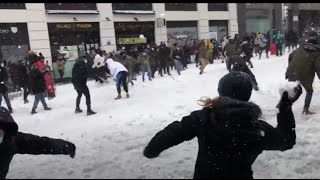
[58,70,64,80]
[22,85,30,101]
[32,92,48,110]
[116,71,128,94]
[195,52,199,67]
[276,44,282,56]
[174,59,183,75]
[0,93,12,110]
[75,85,91,111]
[141,65,152,81]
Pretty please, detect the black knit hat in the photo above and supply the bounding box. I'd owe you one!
[218,72,253,101]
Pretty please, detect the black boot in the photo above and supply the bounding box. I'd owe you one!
[87,109,97,116]
[44,107,52,111]
[31,109,37,114]
[75,108,83,114]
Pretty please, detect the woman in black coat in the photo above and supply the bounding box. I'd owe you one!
[0,107,76,179]
[0,61,12,113]
[143,71,302,179]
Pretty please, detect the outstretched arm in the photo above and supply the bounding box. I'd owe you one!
[144,111,202,158]
[261,91,300,151]
[15,132,76,157]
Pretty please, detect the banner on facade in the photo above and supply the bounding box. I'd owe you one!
[209,32,218,40]
[118,38,147,45]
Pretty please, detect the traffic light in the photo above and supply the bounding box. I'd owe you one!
[283,5,289,18]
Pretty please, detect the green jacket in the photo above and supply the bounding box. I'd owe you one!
[286,47,320,91]
[273,32,283,45]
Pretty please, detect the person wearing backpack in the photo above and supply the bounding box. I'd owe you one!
[143,71,301,179]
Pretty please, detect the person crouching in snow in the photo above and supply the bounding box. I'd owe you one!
[143,71,301,179]
[0,107,76,179]
[30,64,51,114]
[105,53,129,100]
[227,52,259,91]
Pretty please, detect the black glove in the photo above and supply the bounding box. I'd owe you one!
[143,148,159,159]
[278,91,292,110]
[291,85,303,103]
[69,143,76,158]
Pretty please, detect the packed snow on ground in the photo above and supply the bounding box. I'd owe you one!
[6,51,320,179]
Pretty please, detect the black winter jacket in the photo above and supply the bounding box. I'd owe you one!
[227,55,248,72]
[144,97,295,179]
[0,67,8,94]
[0,107,76,179]
[72,60,88,89]
[30,68,46,94]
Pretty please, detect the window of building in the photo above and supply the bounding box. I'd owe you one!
[0,3,25,9]
[208,3,228,11]
[209,20,228,42]
[165,3,197,11]
[45,3,97,10]
[112,3,152,11]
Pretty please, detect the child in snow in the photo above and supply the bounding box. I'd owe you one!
[105,53,130,100]
[144,71,302,179]
[0,106,76,179]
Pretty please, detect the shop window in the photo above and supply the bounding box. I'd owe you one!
[45,3,97,10]
[112,3,152,11]
[165,3,197,11]
[114,22,155,50]
[209,20,228,42]
[0,3,25,9]
[208,3,228,11]
[166,21,198,47]
[47,22,100,82]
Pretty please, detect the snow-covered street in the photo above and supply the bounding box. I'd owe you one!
[7,53,320,179]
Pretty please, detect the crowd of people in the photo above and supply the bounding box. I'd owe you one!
[0,27,318,178]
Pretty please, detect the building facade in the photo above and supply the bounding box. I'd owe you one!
[0,3,238,81]
[237,3,320,36]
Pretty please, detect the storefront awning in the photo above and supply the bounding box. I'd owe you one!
[113,10,155,15]
[46,10,100,14]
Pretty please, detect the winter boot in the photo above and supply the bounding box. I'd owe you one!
[302,110,315,115]
[31,109,37,114]
[87,109,97,116]
[75,108,83,114]
[115,94,122,100]
[126,93,130,98]
[44,107,52,111]
[24,99,29,104]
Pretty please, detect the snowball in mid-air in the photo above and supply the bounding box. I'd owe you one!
[278,80,300,99]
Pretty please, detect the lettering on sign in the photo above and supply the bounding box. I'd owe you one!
[56,23,93,29]
[118,38,147,45]
[0,29,10,34]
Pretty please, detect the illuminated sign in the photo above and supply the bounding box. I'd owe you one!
[118,38,147,45]
[56,23,93,29]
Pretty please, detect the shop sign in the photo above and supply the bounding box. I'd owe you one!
[56,23,93,29]
[118,38,147,45]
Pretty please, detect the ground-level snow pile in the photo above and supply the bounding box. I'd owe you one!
[6,52,320,179]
